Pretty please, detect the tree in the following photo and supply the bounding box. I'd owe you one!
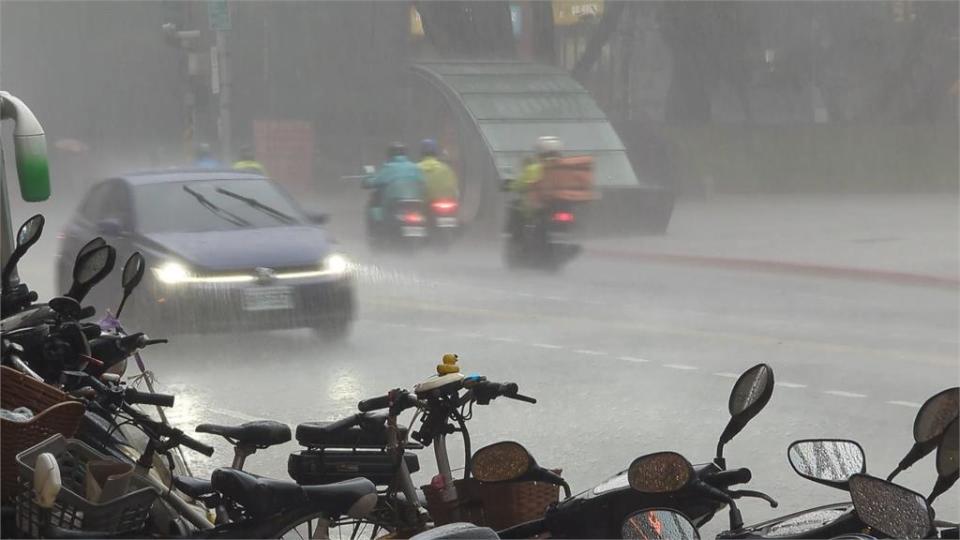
[415,1,515,58]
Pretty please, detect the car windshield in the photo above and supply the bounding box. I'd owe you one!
[133,179,304,233]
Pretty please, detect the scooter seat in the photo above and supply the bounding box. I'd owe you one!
[196,420,291,448]
[211,468,376,518]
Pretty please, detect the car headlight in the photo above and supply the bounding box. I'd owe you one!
[153,262,192,284]
[324,253,349,274]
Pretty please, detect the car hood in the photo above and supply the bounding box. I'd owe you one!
[141,227,332,271]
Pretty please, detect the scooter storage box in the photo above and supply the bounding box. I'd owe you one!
[288,449,419,486]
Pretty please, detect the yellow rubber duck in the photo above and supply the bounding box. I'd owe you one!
[437,353,460,375]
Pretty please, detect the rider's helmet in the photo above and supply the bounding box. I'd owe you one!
[196,142,213,159]
[535,136,562,158]
[420,139,438,159]
[387,142,407,160]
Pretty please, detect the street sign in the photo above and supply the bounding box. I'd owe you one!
[207,0,231,31]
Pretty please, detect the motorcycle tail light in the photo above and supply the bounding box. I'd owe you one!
[431,199,459,215]
[402,212,425,224]
[552,211,575,223]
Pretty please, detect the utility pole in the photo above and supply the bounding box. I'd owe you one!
[208,0,232,161]
[216,29,232,161]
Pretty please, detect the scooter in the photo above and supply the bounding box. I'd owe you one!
[502,188,581,271]
[352,165,430,252]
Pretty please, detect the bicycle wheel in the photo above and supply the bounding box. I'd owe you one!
[271,511,396,540]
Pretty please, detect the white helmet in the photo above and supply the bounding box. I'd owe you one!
[535,136,563,156]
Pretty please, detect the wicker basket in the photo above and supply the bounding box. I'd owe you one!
[1,366,85,503]
[423,471,561,530]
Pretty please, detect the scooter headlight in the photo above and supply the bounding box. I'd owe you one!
[324,253,349,274]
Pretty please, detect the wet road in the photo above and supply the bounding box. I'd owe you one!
[8,199,958,535]
[142,237,959,534]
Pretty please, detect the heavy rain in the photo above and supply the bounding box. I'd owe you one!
[1,1,957,539]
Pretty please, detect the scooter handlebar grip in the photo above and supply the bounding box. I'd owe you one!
[358,394,391,412]
[706,467,752,488]
[124,388,175,408]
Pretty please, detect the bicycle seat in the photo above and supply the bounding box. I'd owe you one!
[196,420,291,448]
[172,476,214,498]
[211,468,376,519]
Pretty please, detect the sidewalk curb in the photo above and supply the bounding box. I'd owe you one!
[587,247,960,289]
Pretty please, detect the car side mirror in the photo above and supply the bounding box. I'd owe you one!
[929,417,958,504]
[717,364,774,465]
[115,252,145,318]
[889,387,958,481]
[97,218,123,237]
[628,451,695,494]
[622,508,700,540]
[363,165,375,175]
[2,214,45,289]
[849,474,932,539]
[66,244,116,302]
[788,439,865,490]
[471,441,570,497]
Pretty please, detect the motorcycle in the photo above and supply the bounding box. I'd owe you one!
[350,165,430,252]
[501,184,582,271]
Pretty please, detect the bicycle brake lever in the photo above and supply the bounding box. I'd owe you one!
[729,489,778,508]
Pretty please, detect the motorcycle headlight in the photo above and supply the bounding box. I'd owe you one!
[324,253,349,274]
[153,262,192,284]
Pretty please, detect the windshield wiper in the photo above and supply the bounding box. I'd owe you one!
[214,187,298,225]
[182,185,251,228]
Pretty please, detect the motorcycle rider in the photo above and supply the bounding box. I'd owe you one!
[506,136,563,238]
[232,145,266,174]
[194,143,221,169]
[363,142,425,231]
[417,139,459,204]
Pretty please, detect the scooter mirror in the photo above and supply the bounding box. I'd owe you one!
[889,387,959,481]
[628,451,695,494]
[115,252,145,318]
[622,508,700,540]
[471,440,570,496]
[929,417,958,504]
[33,452,62,510]
[16,214,45,251]
[787,439,865,490]
[75,237,107,267]
[1,214,45,288]
[67,245,116,302]
[472,441,532,483]
[848,474,932,539]
[717,364,774,464]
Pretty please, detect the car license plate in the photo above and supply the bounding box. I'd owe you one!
[402,226,427,237]
[243,286,293,311]
[436,217,458,228]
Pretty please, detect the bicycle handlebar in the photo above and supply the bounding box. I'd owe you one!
[124,387,175,408]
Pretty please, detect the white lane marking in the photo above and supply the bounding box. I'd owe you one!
[824,390,867,398]
[417,326,442,333]
[619,356,649,363]
[517,292,536,298]
[776,382,807,389]
[382,322,408,329]
[663,363,698,371]
[887,400,921,408]
[545,296,568,302]
[456,332,485,339]
[532,343,563,349]
[575,349,607,356]
[491,337,519,343]
[713,372,740,379]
